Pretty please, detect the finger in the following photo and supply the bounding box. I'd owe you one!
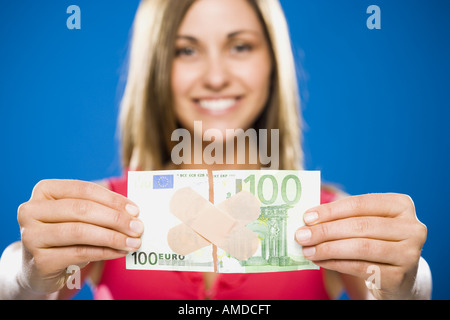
[23,199,144,238]
[33,246,128,275]
[313,259,400,286]
[30,179,139,215]
[302,238,402,265]
[314,259,407,297]
[296,216,408,246]
[32,222,142,252]
[303,193,414,225]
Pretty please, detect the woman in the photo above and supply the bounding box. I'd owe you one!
[0,0,430,300]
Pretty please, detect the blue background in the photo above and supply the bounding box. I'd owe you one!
[0,0,449,300]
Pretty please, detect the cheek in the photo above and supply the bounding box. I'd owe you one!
[171,62,202,132]
[171,63,185,103]
[237,56,272,103]
[171,62,196,107]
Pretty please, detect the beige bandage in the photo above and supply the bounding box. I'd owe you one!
[167,187,260,261]
[166,224,210,256]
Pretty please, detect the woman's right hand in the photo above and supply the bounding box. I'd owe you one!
[17,179,144,295]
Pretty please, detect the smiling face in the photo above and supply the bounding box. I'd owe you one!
[171,0,273,137]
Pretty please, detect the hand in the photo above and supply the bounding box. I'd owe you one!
[295,193,427,299]
[17,179,143,294]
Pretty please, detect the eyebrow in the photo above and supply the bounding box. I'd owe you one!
[227,30,260,38]
[176,30,261,42]
[175,35,198,43]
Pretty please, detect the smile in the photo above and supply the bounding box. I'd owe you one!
[199,98,235,111]
[195,97,241,113]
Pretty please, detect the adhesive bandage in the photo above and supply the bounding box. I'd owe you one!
[168,187,260,261]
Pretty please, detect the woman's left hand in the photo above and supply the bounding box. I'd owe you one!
[295,193,427,299]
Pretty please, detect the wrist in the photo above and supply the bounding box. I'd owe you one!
[15,269,59,300]
[0,242,58,300]
[368,257,432,300]
[409,256,432,300]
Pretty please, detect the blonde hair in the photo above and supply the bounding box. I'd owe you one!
[119,0,302,170]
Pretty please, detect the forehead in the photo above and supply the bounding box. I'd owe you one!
[177,0,264,36]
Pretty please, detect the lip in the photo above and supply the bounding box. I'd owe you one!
[192,96,243,116]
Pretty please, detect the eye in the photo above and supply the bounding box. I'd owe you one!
[231,43,253,54]
[175,46,198,57]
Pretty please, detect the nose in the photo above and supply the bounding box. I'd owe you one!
[203,53,230,91]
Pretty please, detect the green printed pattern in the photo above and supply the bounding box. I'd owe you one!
[214,170,320,273]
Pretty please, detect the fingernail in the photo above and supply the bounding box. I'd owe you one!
[126,204,140,217]
[129,219,144,234]
[303,246,316,257]
[126,237,141,249]
[296,228,311,242]
[304,211,319,224]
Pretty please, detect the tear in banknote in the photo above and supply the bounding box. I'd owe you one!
[126,170,320,273]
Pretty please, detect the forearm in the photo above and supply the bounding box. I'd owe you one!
[0,242,58,300]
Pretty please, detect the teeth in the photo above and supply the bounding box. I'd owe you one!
[198,99,236,111]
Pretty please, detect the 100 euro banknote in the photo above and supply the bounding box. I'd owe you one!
[126,170,320,273]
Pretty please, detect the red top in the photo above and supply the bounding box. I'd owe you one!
[93,175,337,300]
